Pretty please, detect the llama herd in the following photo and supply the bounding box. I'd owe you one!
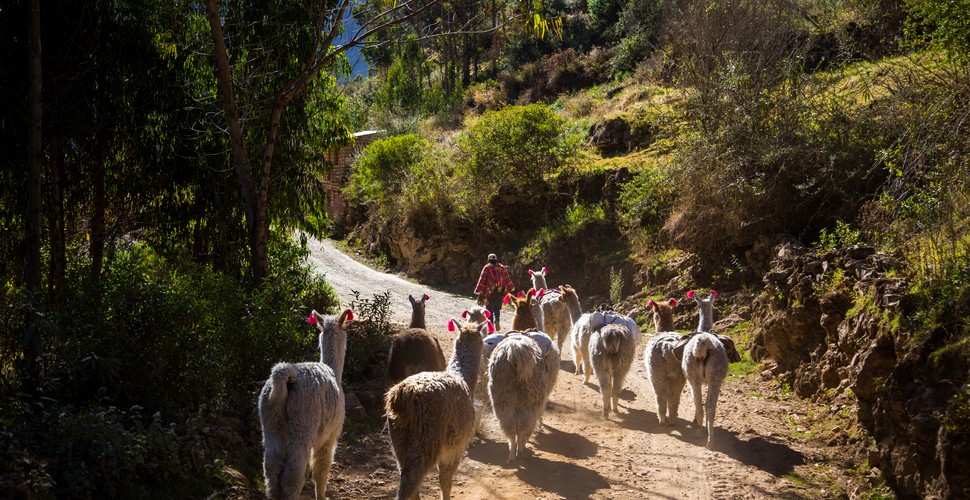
[257,270,742,499]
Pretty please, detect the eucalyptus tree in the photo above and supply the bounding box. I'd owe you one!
[203,0,557,285]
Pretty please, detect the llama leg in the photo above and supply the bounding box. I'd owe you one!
[596,370,612,417]
[572,343,583,375]
[655,388,668,426]
[280,447,311,499]
[262,439,286,499]
[310,438,337,500]
[669,377,685,425]
[612,372,626,414]
[687,376,703,430]
[705,380,723,449]
[581,346,593,384]
[438,454,462,500]
[507,435,518,464]
[396,455,429,500]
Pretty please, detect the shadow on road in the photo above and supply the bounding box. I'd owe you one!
[515,453,611,499]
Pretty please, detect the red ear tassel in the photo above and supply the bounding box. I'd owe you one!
[537,288,545,299]
[529,269,534,276]
[447,319,457,332]
[424,294,430,301]
[345,310,354,322]
[307,314,318,325]
[517,291,524,299]
[647,299,655,307]
[484,310,492,319]
[487,320,495,333]
[686,290,695,299]
[503,294,511,305]
[670,298,678,307]
[711,290,718,298]
[542,266,547,274]
[462,310,469,319]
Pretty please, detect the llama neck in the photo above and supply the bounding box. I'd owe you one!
[512,308,538,330]
[654,312,674,332]
[447,332,483,394]
[409,308,425,329]
[697,303,714,332]
[565,294,582,322]
[319,320,347,387]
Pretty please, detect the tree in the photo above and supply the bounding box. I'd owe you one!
[24,0,42,390]
[204,0,556,285]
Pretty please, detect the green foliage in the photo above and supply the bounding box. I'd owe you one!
[344,290,393,382]
[617,165,676,238]
[609,266,624,304]
[519,202,607,263]
[456,104,580,222]
[943,388,970,434]
[346,134,433,209]
[904,0,970,61]
[815,220,864,251]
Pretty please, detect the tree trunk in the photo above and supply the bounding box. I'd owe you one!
[90,146,105,287]
[48,131,65,308]
[25,0,43,391]
[205,0,266,285]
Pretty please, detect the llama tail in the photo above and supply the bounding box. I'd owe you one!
[268,363,297,411]
[601,328,624,354]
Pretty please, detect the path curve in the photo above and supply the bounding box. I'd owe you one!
[306,236,817,499]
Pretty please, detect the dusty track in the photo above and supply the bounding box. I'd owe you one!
[305,237,852,499]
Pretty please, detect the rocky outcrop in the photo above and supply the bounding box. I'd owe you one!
[752,241,969,498]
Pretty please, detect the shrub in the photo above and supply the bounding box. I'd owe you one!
[455,104,580,223]
[343,289,393,382]
[618,165,676,239]
[346,134,433,210]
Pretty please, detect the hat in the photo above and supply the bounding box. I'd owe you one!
[487,253,497,262]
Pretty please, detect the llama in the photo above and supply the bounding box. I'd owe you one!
[385,319,486,500]
[408,293,430,329]
[589,323,636,418]
[647,298,678,333]
[504,289,542,331]
[474,330,506,433]
[645,332,686,426]
[540,285,582,351]
[258,308,353,500]
[528,267,549,330]
[682,332,730,449]
[461,305,491,324]
[573,305,641,382]
[687,289,717,332]
[521,330,559,432]
[387,294,445,384]
[488,333,550,463]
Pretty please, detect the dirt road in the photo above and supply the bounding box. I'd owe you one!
[307,236,851,499]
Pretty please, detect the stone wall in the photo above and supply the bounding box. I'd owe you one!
[321,130,382,224]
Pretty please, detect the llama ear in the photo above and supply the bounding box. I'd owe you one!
[338,308,353,326]
[670,298,678,307]
[487,320,495,333]
[647,299,655,308]
[462,310,469,319]
[536,288,545,299]
[541,266,547,275]
[424,293,430,301]
[484,309,492,319]
[447,319,457,332]
[710,290,718,298]
[503,294,511,305]
[529,269,534,277]
[408,294,415,303]
[307,312,318,325]
[686,290,695,299]
[526,288,535,299]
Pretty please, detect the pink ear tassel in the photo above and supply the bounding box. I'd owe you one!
[424,294,430,301]
[345,310,354,322]
[462,310,469,319]
[487,321,495,333]
[670,298,678,307]
[686,290,695,299]
[529,269,534,276]
[484,310,492,319]
[307,314,318,325]
[537,288,545,299]
[647,299,655,307]
[503,294,511,305]
[711,290,718,298]
[517,291,524,299]
[447,319,456,332]
[541,266,547,274]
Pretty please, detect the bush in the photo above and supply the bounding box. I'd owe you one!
[343,289,393,382]
[455,104,580,224]
[0,236,341,497]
